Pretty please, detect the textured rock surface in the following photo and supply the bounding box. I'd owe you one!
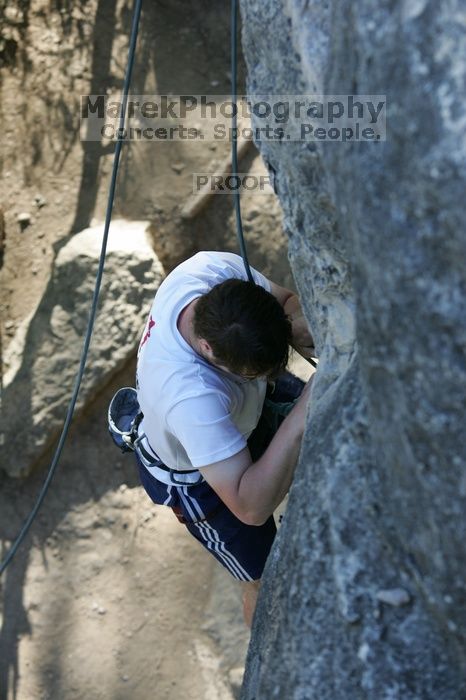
[240,1,466,698]
[1,220,163,477]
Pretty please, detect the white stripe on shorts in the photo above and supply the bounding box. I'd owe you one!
[195,522,242,579]
[163,485,173,506]
[203,522,254,581]
[182,486,205,519]
[178,489,199,521]
[195,521,253,582]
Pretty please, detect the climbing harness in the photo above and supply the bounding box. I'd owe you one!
[108,387,203,486]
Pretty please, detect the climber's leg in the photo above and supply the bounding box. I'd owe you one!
[241,579,261,628]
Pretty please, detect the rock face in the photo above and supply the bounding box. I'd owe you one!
[240,2,466,698]
[1,220,163,477]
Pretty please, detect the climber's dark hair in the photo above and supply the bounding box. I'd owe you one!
[193,278,292,378]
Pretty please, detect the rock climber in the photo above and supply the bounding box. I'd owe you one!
[134,250,314,626]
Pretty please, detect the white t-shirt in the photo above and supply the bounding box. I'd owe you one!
[136,251,272,475]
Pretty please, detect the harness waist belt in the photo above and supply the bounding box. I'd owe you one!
[134,430,204,486]
[136,439,199,475]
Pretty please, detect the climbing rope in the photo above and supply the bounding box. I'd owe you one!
[0,0,144,576]
[230,1,316,368]
[230,0,254,284]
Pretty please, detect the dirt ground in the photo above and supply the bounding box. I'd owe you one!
[0,1,311,698]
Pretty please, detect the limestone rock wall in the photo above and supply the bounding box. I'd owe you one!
[240,1,466,698]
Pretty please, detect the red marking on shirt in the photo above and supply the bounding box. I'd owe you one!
[141,315,156,347]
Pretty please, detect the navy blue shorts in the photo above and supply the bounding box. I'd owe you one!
[137,371,304,581]
[138,463,276,581]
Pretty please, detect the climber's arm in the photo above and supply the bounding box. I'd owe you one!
[269,281,315,358]
[199,377,313,526]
